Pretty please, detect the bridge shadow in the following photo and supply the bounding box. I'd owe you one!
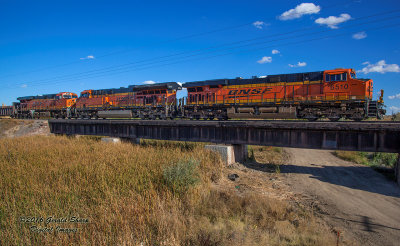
[243,161,400,198]
[332,215,400,232]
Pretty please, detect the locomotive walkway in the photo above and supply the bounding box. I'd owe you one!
[48,119,400,184]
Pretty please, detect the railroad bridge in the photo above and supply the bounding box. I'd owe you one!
[48,119,400,184]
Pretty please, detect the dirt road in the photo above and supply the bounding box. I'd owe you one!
[281,148,400,246]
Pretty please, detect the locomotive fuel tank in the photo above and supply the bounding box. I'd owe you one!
[97,110,133,118]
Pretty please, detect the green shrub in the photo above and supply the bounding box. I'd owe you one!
[163,159,200,196]
[333,151,369,165]
[370,153,398,168]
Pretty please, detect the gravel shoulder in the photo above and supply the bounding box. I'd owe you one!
[0,119,50,138]
[281,148,400,246]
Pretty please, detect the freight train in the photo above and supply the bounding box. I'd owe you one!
[10,68,386,121]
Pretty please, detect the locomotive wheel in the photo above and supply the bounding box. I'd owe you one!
[350,112,364,122]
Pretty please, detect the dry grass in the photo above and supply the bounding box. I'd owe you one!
[0,136,336,245]
[250,146,287,165]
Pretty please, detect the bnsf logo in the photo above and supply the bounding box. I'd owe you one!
[228,88,272,95]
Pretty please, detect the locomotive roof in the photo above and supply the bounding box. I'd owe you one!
[182,71,324,87]
[128,82,182,91]
[17,93,58,101]
[90,86,131,96]
[87,82,182,96]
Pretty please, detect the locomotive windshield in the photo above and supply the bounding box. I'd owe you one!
[80,93,89,98]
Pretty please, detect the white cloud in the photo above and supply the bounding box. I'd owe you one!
[253,21,266,29]
[388,93,400,100]
[289,62,307,67]
[389,106,400,113]
[315,13,351,29]
[358,60,400,74]
[143,80,156,85]
[272,49,280,54]
[257,56,272,64]
[80,55,95,60]
[279,3,321,20]
[352,31,367,40]
[20,84,27,88]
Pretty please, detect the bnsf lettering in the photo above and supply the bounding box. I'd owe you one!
[228,88,272,95]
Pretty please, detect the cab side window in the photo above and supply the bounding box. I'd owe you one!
[325,74,330,82]
[329,74,347,82]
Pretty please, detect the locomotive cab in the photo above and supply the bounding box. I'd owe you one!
[55,92,78,108]
[323,68,373,101]
[323,68,384,119]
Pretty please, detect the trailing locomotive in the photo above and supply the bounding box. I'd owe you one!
[12,92,77,119]
[73,82,182,119]
[10,68,386,121]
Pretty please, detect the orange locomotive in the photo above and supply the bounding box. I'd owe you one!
[183,68,385,121]
[72,82,181,119]
[13,92,77,119]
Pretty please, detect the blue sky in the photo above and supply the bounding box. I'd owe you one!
[1,0,400,113]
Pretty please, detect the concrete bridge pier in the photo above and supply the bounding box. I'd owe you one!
[101,137,121,143]
[205,144,248,165]
[101,137,141,144]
